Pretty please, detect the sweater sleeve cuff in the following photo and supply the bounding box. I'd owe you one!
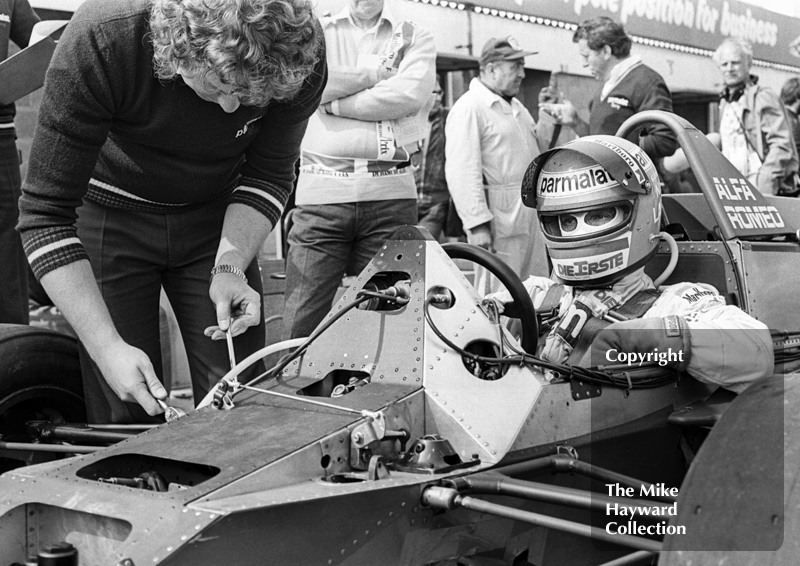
[22,226,90,280]
[230,178,290,229]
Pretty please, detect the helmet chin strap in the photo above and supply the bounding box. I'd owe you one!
[570,266,647,291]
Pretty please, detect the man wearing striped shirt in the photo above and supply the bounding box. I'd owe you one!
[17,0,326,423]
[282,0,436,339]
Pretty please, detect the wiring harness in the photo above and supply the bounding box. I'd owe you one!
[240,285,411,392]
[424,295,681,391]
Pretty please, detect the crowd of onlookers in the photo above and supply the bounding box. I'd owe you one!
[416,19,800,257]
[0,0,796,423]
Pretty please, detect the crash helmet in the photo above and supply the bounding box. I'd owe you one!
[521,135,662,287]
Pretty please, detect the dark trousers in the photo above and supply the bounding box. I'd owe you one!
[417,199,448,241]
[0,132,29,324]
[76,199,265,423]
[283,199,417,339]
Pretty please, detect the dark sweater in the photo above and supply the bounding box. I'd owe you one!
[588,62,677,161]
[18,0,326,278]
[0,0,40,121]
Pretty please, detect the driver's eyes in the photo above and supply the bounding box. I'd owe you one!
[585,208,617,226]
[560,215,578,232]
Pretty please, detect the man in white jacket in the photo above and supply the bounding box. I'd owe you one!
[284,0,436,339]
[445,36,550,295]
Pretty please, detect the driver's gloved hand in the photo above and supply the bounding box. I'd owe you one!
[484,275,542,314]
[591,316,691,371]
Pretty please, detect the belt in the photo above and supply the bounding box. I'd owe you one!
[303,152,411,175]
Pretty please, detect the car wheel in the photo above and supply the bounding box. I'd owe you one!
[0,324,85,473]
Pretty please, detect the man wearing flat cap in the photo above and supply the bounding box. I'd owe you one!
[445,36,549,294]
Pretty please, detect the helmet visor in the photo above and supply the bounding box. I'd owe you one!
[541,204,632,240]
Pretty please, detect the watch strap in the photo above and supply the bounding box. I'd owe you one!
[210,264,248,285]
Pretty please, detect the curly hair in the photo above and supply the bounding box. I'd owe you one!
[573,17,631,59]
[150,0,321,107]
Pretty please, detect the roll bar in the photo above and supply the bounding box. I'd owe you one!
[616,110,795,241]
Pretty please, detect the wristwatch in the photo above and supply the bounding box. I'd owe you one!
[210,264,248,285]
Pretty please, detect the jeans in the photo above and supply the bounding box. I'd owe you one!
[0,132,28,324]
[283,199,417,339]
[77,199,265,423]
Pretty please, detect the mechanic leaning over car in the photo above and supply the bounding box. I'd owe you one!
[16,0,327,423]
[490,135,773,392]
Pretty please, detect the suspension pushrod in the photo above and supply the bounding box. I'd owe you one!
[38,426,133,444]
[492,454,677,503]
[0,441,99,453]
[240,384,375,417]
[87,424,159,430]
[446,475,670,519]
[423,486,662,553]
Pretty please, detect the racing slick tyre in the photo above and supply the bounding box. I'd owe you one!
[0,323,85,473]
[442,242,539,354]
[660,374,798,564]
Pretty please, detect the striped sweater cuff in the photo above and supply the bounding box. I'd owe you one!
[23,226,89,280]
[231,178,289,229]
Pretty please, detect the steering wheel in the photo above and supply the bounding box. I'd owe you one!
[441,242,539,355]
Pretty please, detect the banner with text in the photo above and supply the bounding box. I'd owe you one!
[475,0,800,68]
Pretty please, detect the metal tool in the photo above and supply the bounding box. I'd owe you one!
[226,317,237,372]
[208,318,239,411]
[157,399,186,423]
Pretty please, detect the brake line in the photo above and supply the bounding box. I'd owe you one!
[205,288,408,413]
[245,294,374,387]
[238,383,379,419]
[424,297,678,391]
